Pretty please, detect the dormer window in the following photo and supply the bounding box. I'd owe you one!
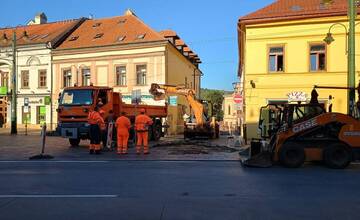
[69,36,79,41]
[94,33,104,39]
[136,34,146,40]
[118,19,127,24]
[92,23,101,28]
[117,36,126,42]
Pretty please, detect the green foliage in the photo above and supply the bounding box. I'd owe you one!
[200,88,225,121]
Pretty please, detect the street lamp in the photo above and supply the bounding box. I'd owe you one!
[323,0,358,116]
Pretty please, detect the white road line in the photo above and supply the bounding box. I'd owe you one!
[0,195,118,198]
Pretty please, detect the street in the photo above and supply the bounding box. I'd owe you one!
[1,160,360,220]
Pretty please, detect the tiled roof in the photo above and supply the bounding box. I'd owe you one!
[158,30,178,38]
[240,0,357,24]
[57,13,201,63]
[58,14,165,49]
[0,19,83,48]
[175,39,186,46]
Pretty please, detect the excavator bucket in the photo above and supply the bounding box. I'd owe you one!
[239,140,273,168]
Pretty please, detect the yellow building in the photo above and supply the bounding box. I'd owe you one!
[238,0,360,139]
[52,10,201,134]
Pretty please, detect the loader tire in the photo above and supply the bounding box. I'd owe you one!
[323,144,352,169]
[279,144,305,168]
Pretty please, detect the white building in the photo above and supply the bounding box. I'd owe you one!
[0,13,84,129]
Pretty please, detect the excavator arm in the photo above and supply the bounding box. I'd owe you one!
[149,83,204,125]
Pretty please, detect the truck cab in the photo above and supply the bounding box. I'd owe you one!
[57,86,116,147]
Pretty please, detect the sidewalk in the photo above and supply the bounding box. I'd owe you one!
[0,134,241,161]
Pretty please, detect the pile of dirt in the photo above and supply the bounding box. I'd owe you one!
[152,140,238,155]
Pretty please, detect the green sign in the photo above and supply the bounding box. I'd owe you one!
[0,87,7,95]
[44,96,51,105]
[39,106,46,125]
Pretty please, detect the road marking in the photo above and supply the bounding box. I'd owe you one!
[0,195,118,198]
[0,161,110,163]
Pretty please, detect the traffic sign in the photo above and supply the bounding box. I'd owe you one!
[234,94,243,104]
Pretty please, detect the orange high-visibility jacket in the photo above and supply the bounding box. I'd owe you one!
[135,114,153,132]
[88,111,105,129]
[115,116,131,135]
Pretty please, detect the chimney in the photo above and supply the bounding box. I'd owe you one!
[124,9,136,16]
[28,12,48,25]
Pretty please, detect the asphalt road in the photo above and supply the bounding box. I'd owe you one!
[1,161,360,220]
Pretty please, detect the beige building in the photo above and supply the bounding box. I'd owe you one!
[0,13,84,129]
[52,10,202,134]
[222,94,238,132]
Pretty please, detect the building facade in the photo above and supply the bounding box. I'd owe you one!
[0,14,84,129]
[52,10,202,134]
[238,0,360,139]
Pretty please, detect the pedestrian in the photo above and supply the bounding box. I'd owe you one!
[115,112,131,155]
[135,108,153,155]
[88,106,105,155]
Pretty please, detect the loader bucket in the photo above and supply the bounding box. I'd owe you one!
[239,140,273,168]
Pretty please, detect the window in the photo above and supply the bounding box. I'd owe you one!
[38,70,47,88]
[69,36,79,41]
[92,23,101,28]
[118,19,127,24]
[22,106,31,124]
[94,33,104,39]
[63,69,72,88]
[60,89,93,106]
[81,68,91,86]
[310,44,326,71]
[136,65,147,85]
[117,36,126,42]
[136,34,146,40]
[1,72,8,87]
[269,46,284,72]
[36,106,46,125]
[115,66,126,86]
[21,70,30,88]
[98,90,108,105]
[228,105,231,115]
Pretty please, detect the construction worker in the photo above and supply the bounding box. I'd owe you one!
[135,108,153,154]
[115,112,131,154]
[88,106,105,155]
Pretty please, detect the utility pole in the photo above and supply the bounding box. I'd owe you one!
[348,0,357,115]
[10,31,17,134]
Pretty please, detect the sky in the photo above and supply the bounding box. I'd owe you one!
[0,0,275,91]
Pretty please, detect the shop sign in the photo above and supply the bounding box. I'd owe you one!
[44,96,51,105]
[0,86,7,95]
[287,91,307,103]
[169,96,178,106]
[24,106,30,113]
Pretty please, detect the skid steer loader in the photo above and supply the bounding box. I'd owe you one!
[240,84,360,169]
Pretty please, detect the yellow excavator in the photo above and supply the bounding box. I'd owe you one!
[149,83,219,139]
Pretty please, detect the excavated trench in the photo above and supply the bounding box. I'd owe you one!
[152,140,238,155]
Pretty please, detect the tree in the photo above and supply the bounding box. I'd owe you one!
[201,88,225,121]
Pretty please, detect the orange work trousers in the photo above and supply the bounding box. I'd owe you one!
[136,131,149,154]
[117,132,129,154]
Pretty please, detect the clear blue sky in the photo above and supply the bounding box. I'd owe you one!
[0,0,274,91]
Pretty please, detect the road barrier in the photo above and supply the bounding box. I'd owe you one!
[29,124,54,160]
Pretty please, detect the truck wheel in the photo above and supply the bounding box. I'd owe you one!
[152,123,162,141]
[69,138,80,147]
[323,144,352,169]
[279,143,305,168]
